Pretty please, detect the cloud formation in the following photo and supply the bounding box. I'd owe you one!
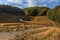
[0,0,60,8]
[7,0,18,3]
[25,0,60,8]
[25,0,36,7]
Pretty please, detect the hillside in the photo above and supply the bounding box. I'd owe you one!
[0,12,18,23]
[0,5,60,23]
[0,5,25,16]
[24,6,50,16]
[0,5,50,23]
[0,5,25,23]
[25,16,53,26]
[0,4,60,40]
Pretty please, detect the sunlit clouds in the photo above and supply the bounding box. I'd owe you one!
[0,0,60,8]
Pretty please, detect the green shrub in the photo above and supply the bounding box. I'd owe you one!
[47,9,55,20]
[38,7,50,16]
[28,9,38,16]
[54,6,60,22]
[47,5,60,23]
[24,6,50,16]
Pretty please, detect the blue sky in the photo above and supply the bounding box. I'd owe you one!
[0,0,60,8]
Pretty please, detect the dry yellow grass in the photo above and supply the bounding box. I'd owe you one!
[24,27,60,40]
[25,16,54,26]
[0,16,54,27]
[10,27,60,40]
[0,16,60,40]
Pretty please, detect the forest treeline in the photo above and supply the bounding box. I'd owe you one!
[0,5,60,23]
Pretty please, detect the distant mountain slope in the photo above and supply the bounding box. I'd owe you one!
[0,12,18,23]
[24,6,50,16]
[0,5,25,16]
[0,5,25,23]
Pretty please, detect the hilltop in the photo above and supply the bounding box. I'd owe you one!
[0,5,25,22]
[0,5,50,23]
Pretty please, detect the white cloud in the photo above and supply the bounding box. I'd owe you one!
[7,0,24,6]
[34,1,36,3]
[39,4,46,7]
[0,1,3,4]
[48,0,59,3]
[5,0,60,8]
[43,4,46,6]
[39,0,47,3]
[26,0,37,7]
[28,3,34,7]
[0,1,8,5]
[38,0,59,4]
[26,0,47,7]
[7,0,19,3]
[7,0,36,7]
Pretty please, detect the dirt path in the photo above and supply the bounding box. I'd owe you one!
[0,27,49,40]
[0,27,60,40]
